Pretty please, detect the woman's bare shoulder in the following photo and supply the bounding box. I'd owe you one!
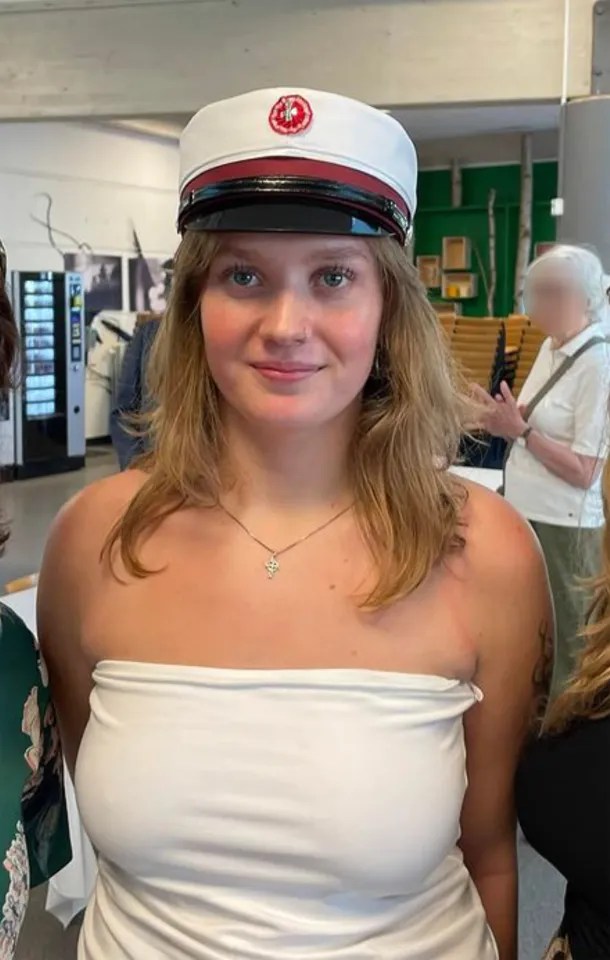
[452,478,552,657]
[45,468,148,563]
[458,478,540,560]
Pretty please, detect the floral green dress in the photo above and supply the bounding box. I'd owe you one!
[0,604,71,959]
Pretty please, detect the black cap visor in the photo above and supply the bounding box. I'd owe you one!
[178,176,410,245]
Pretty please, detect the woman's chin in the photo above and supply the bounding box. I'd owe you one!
[233,397,339,430]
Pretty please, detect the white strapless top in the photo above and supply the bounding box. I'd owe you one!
[75,662,498,960]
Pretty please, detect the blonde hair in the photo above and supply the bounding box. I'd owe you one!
[544,461,610,732]
[106,231,470,608]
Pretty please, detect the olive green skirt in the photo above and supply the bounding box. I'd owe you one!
[530,521,602,701]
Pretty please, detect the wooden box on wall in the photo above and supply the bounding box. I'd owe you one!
[441,272,478,300]
[442,236,472,271]
[416,255,441,289]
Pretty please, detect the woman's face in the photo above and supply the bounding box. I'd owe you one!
[200,233,383,429]
[526,267,588,338]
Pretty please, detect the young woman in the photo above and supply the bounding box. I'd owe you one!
[474,245,609,698]
[517,449,610,959]
[0,240,71,957]
[37,88,551,960]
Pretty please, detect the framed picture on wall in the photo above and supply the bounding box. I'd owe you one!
[64,252,123,327]
[416,255,441,289]
[128,256,171,314]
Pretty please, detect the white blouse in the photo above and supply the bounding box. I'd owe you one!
[505,324,610,527]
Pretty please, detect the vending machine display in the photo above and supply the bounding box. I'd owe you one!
[11,271,86,478]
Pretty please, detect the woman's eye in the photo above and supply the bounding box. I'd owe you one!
[323,272,345,288]
[318,267,355,289]
[231,269,258,287]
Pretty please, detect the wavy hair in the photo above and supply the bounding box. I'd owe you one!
[544,459,610,732]
[106,231,471,608]
[0,271,19,554]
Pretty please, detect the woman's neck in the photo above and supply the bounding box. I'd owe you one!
[220,412,355,514]
[552,317,590,348]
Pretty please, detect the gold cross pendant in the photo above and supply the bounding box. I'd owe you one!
[265,555,280,579]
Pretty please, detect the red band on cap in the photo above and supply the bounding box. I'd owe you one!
[181,157,409,218]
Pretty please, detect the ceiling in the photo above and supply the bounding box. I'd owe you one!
[109,101,561,145]
[391,102,560,141]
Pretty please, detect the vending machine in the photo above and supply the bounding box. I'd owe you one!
[11,271,86,478]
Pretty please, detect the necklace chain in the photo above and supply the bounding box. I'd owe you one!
[219,502,353,579]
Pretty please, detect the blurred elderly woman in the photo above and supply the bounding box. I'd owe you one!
[476,244,610,699]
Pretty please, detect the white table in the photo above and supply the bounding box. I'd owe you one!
[450,465,502,491]
[1,586,96,927]
[2,465,502,925]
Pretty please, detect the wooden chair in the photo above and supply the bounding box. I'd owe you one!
[454,319,500,333]
[4,572,39,595]
[512,325,546,394]
[431,302,457,316]
[450,325,502,390]
[504,314,528,350]
[452,333,500,348]
[438,314,456,339]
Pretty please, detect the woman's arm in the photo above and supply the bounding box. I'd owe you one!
[37,494,96,778]
[456,487,554,960]
[36,474,138,777]
[522,429,602,489]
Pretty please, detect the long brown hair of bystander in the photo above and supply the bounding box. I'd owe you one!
[0,241,19,553]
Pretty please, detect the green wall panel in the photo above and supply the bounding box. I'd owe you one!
[415,161,558,316]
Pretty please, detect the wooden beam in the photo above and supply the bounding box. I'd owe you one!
[0,0,595,121]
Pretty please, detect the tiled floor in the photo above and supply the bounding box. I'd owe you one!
[7,447,564,959]
[15,887,81,960]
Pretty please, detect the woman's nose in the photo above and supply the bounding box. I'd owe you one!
[258,289,309,343]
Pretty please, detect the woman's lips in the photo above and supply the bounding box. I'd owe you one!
[251,363,322,382]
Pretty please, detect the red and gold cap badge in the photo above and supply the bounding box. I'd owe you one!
[268,94,313,136]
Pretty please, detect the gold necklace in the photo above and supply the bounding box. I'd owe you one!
[219,503,353,579]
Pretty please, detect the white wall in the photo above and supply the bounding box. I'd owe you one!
[0,121,179,279]
[0,0,596,120]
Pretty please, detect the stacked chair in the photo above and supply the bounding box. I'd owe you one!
[434,310,546,398]
[443,317,504,468]
[438,313,544,470]
[504,314,529,350]
[501,314,527,389]
[431,303,458,340]
[433,309,548,469]
[448,317,504,392]
[511,323,546,394]
[438,313,456,339]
